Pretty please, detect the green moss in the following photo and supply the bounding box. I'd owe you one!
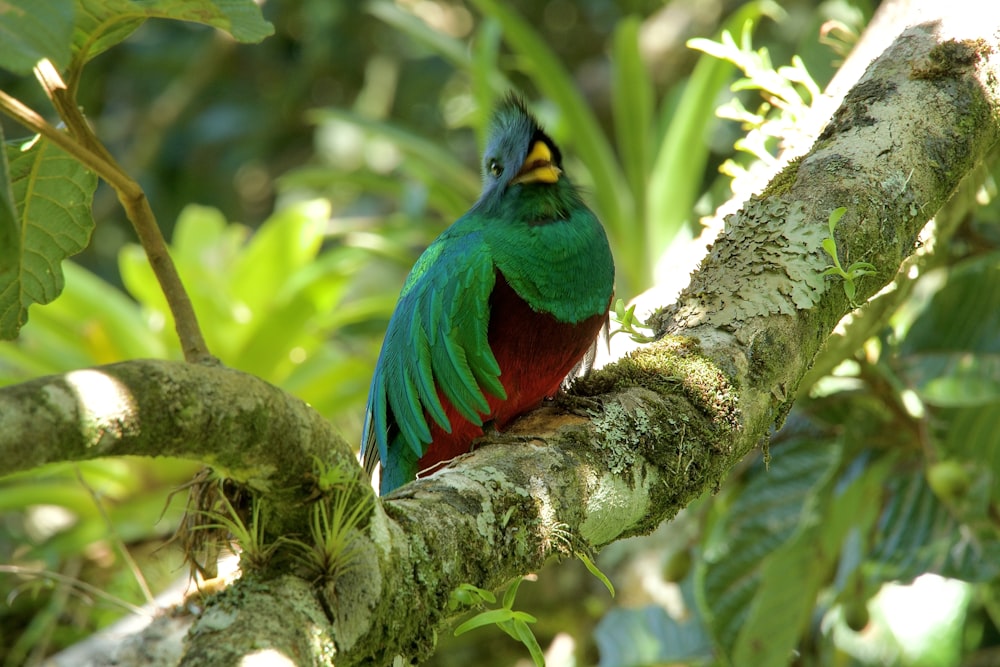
[911,39,986,80]
[575,336,739,434]
[759,155,802,198]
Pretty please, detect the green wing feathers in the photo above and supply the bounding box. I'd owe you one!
[364,225,505,471]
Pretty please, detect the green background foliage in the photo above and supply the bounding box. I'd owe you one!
[2,0,1000,666]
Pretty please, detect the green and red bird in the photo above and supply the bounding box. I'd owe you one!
[361,95,615,495]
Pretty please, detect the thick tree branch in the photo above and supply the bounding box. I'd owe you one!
[22,10,1000,667]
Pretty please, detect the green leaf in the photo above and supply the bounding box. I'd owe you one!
[697,436,841,660]
[943,405,1000,503]
[502,576,524,609]
[915,355,1000,406]
[71,0,274,67]
[453,608,516,636]
[870,467,1000,582]
[595,603,712,667]
[510,618,545,667]
[821,236,840,263]
[610,16,653,225]
[731,452,889,667]
[577,550,615,597]
[0,0,74,74]
[902,252,1000,355]
[0,127,19,324]
[0,137,97,340]
[827,205,847,234]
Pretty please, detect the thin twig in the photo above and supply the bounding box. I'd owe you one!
[19,60,215,364]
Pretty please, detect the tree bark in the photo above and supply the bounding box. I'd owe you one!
[10,5,1000,666]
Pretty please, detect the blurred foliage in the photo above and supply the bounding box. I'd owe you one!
[2,0,1000,666]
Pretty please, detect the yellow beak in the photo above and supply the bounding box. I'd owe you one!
[511,140,561,185]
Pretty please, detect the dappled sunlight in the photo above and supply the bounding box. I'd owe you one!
[63,369,140,449]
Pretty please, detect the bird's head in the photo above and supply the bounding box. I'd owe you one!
[477,94,567,209]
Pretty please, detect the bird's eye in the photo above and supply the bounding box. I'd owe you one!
[488,159,503,178]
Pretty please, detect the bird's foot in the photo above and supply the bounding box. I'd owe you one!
[552,393,605,418]
[471,420,546,450]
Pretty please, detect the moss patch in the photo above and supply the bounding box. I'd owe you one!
[911,39,988,80]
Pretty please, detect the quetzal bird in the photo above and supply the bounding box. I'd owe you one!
[361,94,615,495]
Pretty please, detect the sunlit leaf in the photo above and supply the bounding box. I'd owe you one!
[71,0,274,67]
[0,0,74,74]
[647,1,783,284]
[0,137,97,340]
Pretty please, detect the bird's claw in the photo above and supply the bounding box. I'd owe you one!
[553,393,605,417]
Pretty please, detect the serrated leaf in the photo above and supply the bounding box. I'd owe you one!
[732,452,889,667]
[0,0,74,74]
[870,468,1000,582]
[697,436,841,659]
[0,126,19,311]
[0,137,97,339]
[72,0,274,66]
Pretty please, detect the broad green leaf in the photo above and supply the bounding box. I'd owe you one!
[594,579,713,667]
[0,125,19,319]
[943,405,1000,503]
[71,0,274,68]
[870,468,1000,582]
[230,200,327,314]
[732,452,889,667]
[0,137,97,340]
[697,435,841,659]
[915,354,1000,406]
[610,16,653,226]
[0,0,74,74]
[902,252,1000,354]
[0,260,165,381]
